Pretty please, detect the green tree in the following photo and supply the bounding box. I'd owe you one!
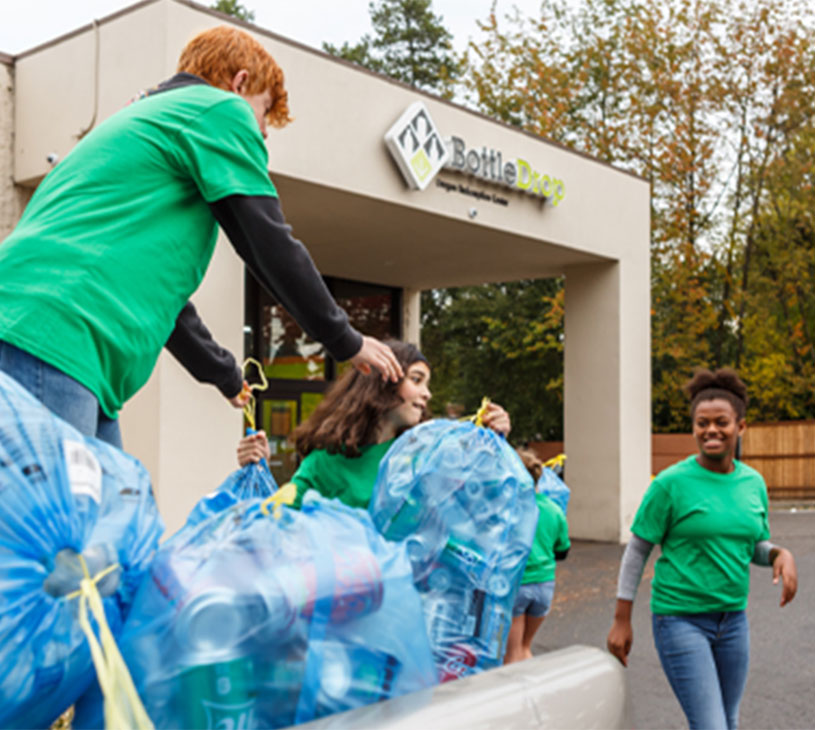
[464,0,815,431]
[323,0,460,95]
[210,0,255,22]
[421,280,565,443]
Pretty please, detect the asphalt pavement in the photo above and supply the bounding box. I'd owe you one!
[530,509,815,729]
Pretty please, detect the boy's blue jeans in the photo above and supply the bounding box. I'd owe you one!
[0,340,122,448]
[653,611,749,730]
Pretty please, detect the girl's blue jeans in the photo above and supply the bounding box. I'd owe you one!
[652,610,749,730]
[0,340,122,448]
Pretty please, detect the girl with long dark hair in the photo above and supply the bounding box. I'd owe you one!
[238,340,510,509]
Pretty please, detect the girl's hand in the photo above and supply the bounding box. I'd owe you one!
[606,619,634,667]
[237,430,270,466]
[772,548,798,607]
[481,403,511,436]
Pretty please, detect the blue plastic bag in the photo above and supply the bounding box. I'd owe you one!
[108,491,436,728]
[537,466,570,515]
[369,419,538,680]
[183,460,277,530]
[0,371,164,729]
[75,460,278,727]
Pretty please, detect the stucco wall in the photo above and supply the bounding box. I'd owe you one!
[8,0,652,541]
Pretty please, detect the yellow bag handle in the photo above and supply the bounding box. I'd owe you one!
[66,555,154,730]
[460,397,492,427]
[261,482,298,520]
[544,453,566,470]
[241,357,269,432]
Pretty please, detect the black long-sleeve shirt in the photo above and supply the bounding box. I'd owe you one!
[157,74,362,392]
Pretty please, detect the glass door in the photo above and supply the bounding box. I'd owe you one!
[245,273,401,484]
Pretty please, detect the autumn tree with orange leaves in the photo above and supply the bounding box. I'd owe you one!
[464,0,815,429]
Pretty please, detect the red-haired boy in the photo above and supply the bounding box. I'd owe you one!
[0,26,401,446]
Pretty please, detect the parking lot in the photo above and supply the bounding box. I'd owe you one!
[532,509,815,729]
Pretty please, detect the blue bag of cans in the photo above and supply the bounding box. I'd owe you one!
[183,460,277,529]
[369,419,538,680]
[0,371,164,729]
[109,491,436,728]
[538,466,570,515]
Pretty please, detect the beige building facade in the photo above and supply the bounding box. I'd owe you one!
[0,0,651,541]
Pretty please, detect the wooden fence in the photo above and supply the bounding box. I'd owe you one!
[529,420,815,501]
[742,420,815,500]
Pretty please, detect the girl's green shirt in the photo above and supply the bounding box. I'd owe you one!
[521,492,570,584]
[632,455,770,614]
[291,440,395,510]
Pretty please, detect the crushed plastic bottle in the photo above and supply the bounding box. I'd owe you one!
[370,419,538,679]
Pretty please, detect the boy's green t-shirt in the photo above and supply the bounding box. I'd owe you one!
[632,455,770,615]
[0,83,277,417]
[291,440,395,510]
[522,492,570,584]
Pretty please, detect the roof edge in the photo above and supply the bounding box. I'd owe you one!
[12,0,648,185]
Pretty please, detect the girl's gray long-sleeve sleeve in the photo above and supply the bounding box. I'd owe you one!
[616,534,655,601]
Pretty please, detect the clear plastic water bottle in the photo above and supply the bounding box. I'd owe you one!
[316,640,401,716]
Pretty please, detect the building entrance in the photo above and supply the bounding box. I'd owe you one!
[245,274,401,484]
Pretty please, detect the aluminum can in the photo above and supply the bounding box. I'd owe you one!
[275,547,383,625]
[173,587,265,729]
[177,655,256,730]
[438,642,478,683]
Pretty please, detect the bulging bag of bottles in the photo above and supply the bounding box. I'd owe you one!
[111,491,436,729]
[369,419,539,681]
[0,371,164,729]
[183,459,277,530]
[538,467,570,515]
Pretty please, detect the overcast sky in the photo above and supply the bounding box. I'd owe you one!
[0,0,544,56]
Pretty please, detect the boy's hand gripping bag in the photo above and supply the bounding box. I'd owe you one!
[104,491,435,729]
[369,419,538,681]
[0,371,164,728]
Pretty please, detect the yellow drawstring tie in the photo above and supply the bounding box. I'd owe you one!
[544,453,566,470]
[459,397,492,427]
[241,358,268,431]
[261,482,298,520]
[66,555,154,730]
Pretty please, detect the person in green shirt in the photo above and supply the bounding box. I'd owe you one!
[236,341,511,508]
[503,449,570,664]
[606,368,798,730]
[0,25,401,448]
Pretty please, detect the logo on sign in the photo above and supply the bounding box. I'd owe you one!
[384,102,448,190]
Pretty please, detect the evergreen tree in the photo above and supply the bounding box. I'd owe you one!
[323,0,459,95]
[211,0,255,22]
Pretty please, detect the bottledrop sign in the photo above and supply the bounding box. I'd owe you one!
[384,102,449,191]
[384,102,565,206]
[445,137,565,206]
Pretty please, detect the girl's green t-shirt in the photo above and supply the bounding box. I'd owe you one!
[631,455,770,615]
[0,84,277,417]
[521,492,570,584]
[291,440,395,509]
